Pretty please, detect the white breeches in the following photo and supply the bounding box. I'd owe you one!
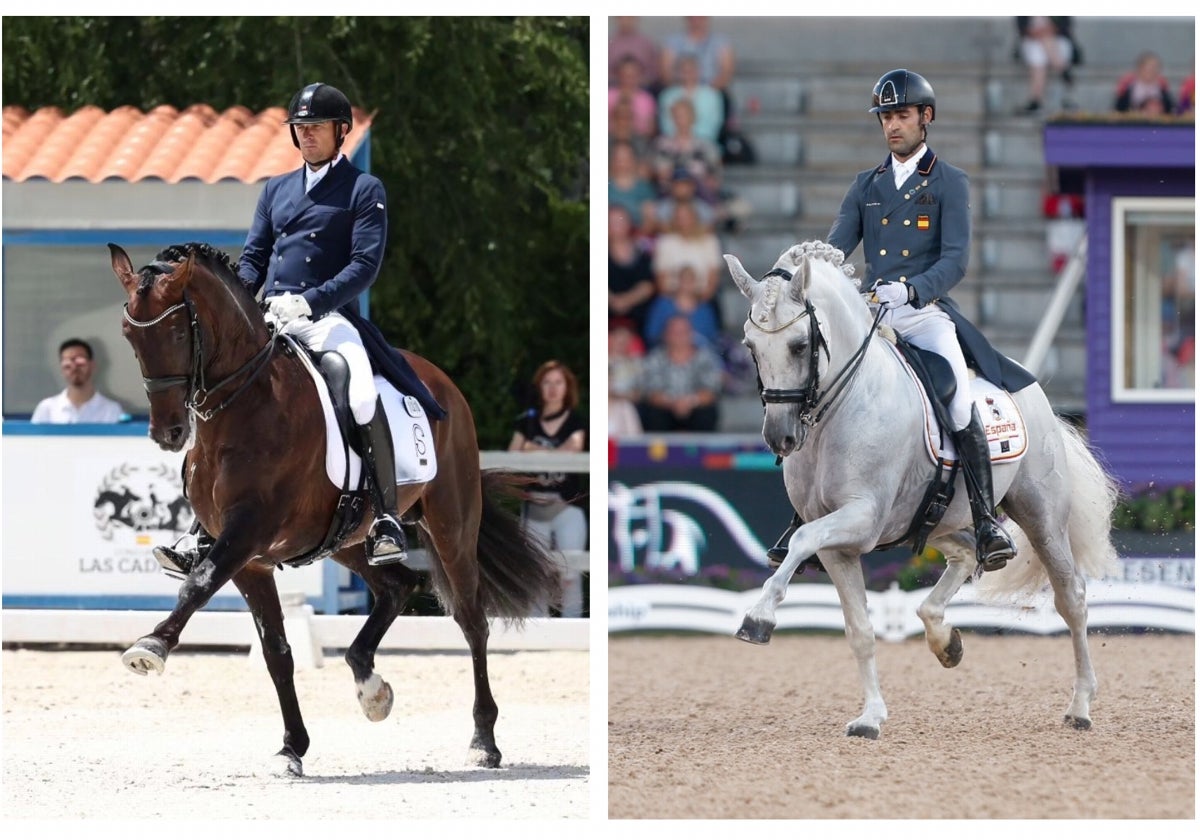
[284,312,378,424]
[884,304,972,430]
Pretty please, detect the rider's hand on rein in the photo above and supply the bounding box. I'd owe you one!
[870,279,910,310]
[268,292,312,326]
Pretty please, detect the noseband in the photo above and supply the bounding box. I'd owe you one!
[751,266,884,429]
[123,289,277,422]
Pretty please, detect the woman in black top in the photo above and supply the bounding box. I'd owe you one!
[508,360,588,556]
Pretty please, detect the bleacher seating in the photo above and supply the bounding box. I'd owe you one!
[618,16,1196,432]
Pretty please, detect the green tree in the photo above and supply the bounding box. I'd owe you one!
[3,16,590,447]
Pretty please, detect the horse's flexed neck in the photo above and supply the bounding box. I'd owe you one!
[110,242,273,451]
[725,241,874,457]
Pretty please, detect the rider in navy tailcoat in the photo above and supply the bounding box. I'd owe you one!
[237,104,445,421]
[154,82,427,576]
[767,69,1028,573]
[826,146,1036,394]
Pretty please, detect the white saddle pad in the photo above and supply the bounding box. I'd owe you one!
[287,337,438,490]
[886,342,1029,466]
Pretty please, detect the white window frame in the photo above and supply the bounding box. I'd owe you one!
[1109,196,1195,404]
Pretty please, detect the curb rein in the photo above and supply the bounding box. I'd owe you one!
[123,290,277,422]
[753,266,886,431]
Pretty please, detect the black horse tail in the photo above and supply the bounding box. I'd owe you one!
[423,470,564,622]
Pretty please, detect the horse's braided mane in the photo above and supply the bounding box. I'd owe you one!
[785,240,860,289]
[138,242,253,305]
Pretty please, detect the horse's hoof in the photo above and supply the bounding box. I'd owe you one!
[122,636,168,675]
[469,739,502,769]
[356,674,394,722]
[939,628,964,669]
[272,749,303,777]
[735,616,774,645]
[846,722,881,740]
[1064,714,1092,731]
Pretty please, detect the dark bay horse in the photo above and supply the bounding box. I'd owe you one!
[109,242,561,775]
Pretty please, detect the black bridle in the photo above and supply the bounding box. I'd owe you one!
[752,266,886,429]
[123,288,277,423]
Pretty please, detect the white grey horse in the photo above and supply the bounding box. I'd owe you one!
[725,241,1119,739]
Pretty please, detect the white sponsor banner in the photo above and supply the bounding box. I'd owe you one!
[2,433,322,601]
[609,581,1196,639]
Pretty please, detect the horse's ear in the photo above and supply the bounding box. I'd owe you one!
[724,254,757,300]
[158,253,195,298]
[108,243,140,295]
[789,256,812,301]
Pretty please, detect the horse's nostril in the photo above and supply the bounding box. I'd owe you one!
[166,425,185,445]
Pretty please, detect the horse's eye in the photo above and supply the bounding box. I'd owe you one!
[789,340,808,355]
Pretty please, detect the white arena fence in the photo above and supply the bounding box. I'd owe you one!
[1,427,590,654]
[608,579,1195,639]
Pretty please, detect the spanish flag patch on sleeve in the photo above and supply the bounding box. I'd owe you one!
[917,215,930,230]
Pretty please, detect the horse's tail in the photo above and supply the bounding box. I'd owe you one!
[424,470,563,622]
[977,418,1121,600]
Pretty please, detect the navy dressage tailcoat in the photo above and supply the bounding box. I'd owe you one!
[828,147,1035,392]
[238,158,446,418]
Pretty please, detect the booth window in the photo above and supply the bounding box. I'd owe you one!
[2,242,243,418]
[1110,197,1195,403]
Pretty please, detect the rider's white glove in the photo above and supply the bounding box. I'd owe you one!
[871,280,910,310]
[263,309,283,333]
[267,292,312,327]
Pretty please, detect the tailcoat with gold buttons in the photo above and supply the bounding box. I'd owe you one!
[827,147,1035,391]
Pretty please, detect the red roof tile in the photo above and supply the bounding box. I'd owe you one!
[2,104,372,183]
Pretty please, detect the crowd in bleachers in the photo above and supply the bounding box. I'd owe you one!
[607,16,755,435]
[1015,17,1195,117]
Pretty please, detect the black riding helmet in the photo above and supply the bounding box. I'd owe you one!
[869,69,936,122]
[284,83,353,150]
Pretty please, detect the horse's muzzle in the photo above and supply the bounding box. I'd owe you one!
[763,408,806,458]
[150,419,190,452]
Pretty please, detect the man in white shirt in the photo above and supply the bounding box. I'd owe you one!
[31,338,124,423]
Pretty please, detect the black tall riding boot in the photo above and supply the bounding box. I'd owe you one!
[952,406,1016,572]
[358,398,408,566]
[153,521,215,580]
[767,512,802,566]
[766,511,825,574]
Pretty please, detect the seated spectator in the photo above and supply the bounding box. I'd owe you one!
[660,16,736,136]
[1178,74,1195,115]
[508,360,588,555]
[637,315,722,432]
[608,141,657,233]
[609,16,661,94]
[1015,16,1077,114]
[31,338,125,423]
[608,318,645,437]
[647,166,716,235]
[643,265,721,351]
[651,98,723,203]
[609,98,655,177]
[1114,51,1175,114]
[658,55,724,144]
[608,57,658,140]
[608,204,657,338]
[652,200,722,306]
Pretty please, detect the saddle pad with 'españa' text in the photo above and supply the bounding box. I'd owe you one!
[886,341,1029,466]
